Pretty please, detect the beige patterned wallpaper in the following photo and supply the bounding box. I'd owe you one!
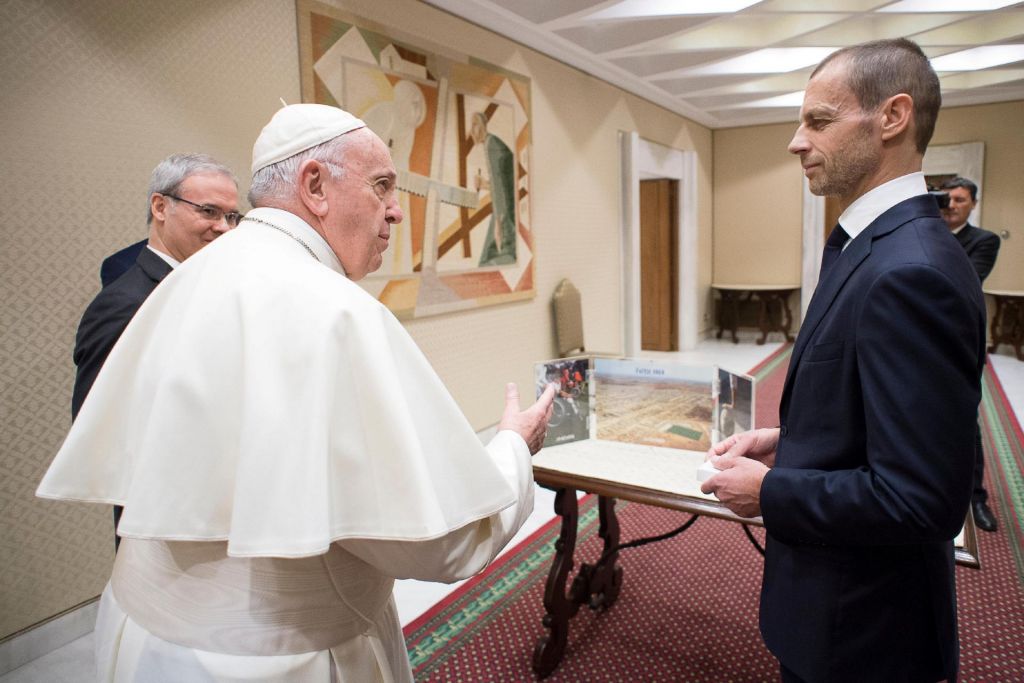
[0,0,300,639]
[0,0,715,640]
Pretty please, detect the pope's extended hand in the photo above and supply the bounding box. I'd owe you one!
[498,382,556,455]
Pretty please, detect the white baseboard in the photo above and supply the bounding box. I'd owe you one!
[0,599,98,676]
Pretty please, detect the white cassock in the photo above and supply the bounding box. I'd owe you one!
[38,207,535,682]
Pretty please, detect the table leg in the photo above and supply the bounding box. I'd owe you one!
[989,296,1024,361]
[755,291,796,345]
[1012,299,1024,361]
[781,293,795,342]
[575,496,623,610]
[717,290,741,344]
[756,294,769,345]
[988,296,1003,355]
[533,487,583,678]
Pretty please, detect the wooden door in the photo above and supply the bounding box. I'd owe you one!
[640,179,678,351]
[824,195,842,241]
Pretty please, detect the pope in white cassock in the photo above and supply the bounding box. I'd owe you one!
[38,104,556,682]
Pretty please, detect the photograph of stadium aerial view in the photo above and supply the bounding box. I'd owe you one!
[593,359,712,451]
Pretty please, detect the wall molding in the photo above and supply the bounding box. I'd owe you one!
[0,597,97,676]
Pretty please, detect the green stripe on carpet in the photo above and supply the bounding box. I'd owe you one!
[980,366,1024,582]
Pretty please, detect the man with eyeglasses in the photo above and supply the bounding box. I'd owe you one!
[70,153,240,545]
[98,188,243,285]
[73,153,241,417]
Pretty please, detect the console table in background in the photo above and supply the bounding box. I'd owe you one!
[712,284,800,345]
[986,290,1024,360]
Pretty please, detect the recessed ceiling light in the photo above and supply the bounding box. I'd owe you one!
[682,48,839,76]
[878,0,1020,11]
[930,44,1024,71]
[587,0,760,21]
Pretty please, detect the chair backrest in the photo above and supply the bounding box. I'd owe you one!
[552,278,585,357]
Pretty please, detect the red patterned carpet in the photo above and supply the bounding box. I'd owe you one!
[405,347,1024,682]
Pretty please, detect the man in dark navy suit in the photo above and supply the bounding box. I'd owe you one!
[702,39,985,683]
[72,153,240,544]
[940,176,1001,532]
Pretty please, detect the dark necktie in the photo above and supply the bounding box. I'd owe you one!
[819,224,849,279]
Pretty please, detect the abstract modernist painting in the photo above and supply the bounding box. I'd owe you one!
[297,0,535,318]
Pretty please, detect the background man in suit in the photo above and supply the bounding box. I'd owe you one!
[71,153,239,543]
[940,176,1001,532]
[99,239,147,287]
[702,39,986,682]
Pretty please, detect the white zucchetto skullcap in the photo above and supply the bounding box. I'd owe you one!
[251,103,366,175]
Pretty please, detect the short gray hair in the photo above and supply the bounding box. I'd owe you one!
[147,153,238,224]
[248,134,355,207]
[812,38,941,154]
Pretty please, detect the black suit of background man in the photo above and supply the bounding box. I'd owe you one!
[72,248,172,418]
[954,223,1000,282]
[941,176,1001,532]
[99,239,147,288]
[70,153,239,547]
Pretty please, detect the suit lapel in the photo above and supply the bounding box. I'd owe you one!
[779,195,939,417]
[779,235,870,414]
[136,246,174,284]
[954,224,973,249]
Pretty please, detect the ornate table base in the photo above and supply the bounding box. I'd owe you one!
[528,440,979,678]
[532,490,622,678]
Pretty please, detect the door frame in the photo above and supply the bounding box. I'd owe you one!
[620,132,698,356]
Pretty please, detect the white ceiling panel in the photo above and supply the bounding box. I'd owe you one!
[421,0,1024,128]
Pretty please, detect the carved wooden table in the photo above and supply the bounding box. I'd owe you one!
[712,284,800,345]
[529,440,980,678]
[986,289,1024,360]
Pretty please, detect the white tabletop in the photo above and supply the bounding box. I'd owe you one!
[533,439,716,501]
[533,438,968,559]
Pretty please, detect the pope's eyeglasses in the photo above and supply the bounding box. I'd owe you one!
[164,194,243,227]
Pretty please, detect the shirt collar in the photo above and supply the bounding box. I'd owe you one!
[147,245,181,269]
[951,222,968,235]
[837,172,928,243]
[242,207,347,276]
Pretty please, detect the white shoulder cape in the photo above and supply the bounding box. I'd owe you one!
[39,209,517,558]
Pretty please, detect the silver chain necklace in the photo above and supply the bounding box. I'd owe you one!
[241,216,320,262]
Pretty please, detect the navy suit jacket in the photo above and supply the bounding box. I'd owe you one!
[759,195,986,682]
[72,247,172,418]
[954,222,1000,284]
[100,239,148,287]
